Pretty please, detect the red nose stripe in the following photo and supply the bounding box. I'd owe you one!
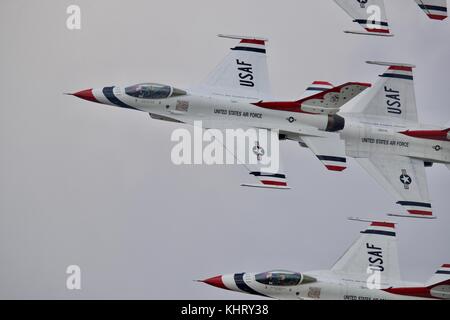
[202,276,228,290]
[73,89,98,103]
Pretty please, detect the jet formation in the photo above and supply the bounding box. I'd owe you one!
[70,35,450,219]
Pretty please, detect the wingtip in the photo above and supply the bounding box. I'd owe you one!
[217,34,269,42]
[344,30,394,37]
[427,14,448,21]
[348,217,398,225]
[387,213,437,220]
[366,61,416,69]
[326,165,347,172]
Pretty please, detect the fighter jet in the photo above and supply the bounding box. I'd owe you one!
[69,34,370,190]
[69,36,450,219]
[200,219,450,300]
[247,59,450,219]
[334,0,448,36]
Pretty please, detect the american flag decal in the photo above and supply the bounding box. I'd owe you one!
[176,100,189,112]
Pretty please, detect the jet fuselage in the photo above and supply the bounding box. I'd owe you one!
[79,86,450,166]
[205,271,431,301]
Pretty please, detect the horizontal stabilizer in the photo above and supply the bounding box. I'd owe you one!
[299,81,334,100]
[298,82,371,115]
[252,82,370,115]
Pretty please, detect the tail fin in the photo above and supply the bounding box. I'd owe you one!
[334,0,392,36]
[192,34,271,100]
[331,219,400,284]
[348,61,418,123]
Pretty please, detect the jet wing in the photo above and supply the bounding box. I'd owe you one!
[301,134,348,172]
[334,0,392,36]
[356,155,434,219]
[192,35,271,100]
[199,121,290,190]
[415,0,448,20]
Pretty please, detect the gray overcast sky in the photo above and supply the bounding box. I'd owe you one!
[0,0,449,299]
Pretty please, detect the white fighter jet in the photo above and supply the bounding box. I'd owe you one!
[335,0,448,36]
[69,35,450,219]
[200,219,450,300]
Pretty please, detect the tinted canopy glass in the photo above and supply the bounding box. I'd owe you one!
[125,83,186,99]
[255,270,316,287]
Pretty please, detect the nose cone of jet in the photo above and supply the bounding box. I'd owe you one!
[201,275,228,290]
[70,89,99,103]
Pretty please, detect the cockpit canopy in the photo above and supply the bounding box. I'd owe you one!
[255,270,316,287]
[125,83,186,99]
